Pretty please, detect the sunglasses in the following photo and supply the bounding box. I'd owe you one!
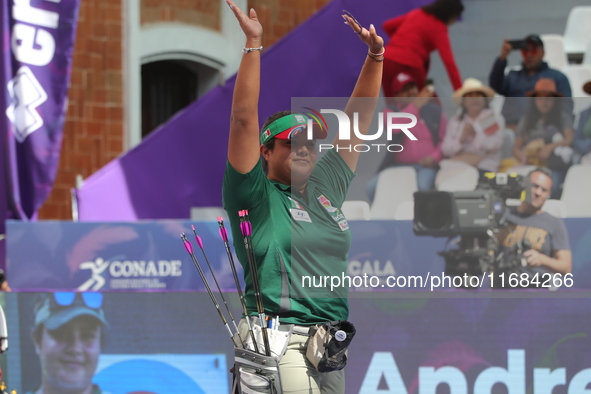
[53,292,103,309]
[521,47,540,55]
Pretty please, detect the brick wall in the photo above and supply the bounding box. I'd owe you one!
[140,0,221,30]
[248,0,331,48]
[38,1,124,220]
[39,0,327,220]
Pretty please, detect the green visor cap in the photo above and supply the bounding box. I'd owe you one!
[260,114,328,145]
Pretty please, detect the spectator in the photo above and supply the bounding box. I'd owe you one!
[26,292,110,394]
[512,78,574,198]
[573,80,591,164]
[489,34,572,128]
[442,78,505,178]
[496,167,572,285]
[367,73,445,201]
[381,0,464,98]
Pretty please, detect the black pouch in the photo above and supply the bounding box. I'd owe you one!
[233,347,283,393]
[305,320,356,372]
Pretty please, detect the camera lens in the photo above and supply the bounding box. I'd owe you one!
[415,192,453,232]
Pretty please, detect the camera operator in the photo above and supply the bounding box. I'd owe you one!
[496,167,572,279]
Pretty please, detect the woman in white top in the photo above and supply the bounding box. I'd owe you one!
[442,78,505,178]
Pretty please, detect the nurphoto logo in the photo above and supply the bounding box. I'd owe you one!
[306,109,418,152]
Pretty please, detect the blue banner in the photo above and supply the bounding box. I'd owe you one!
[6,219,591,291]
[3,292,591,393]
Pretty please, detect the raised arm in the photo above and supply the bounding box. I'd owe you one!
[337,15,384,172]
[226,0,264,174]
[434,27,462,90]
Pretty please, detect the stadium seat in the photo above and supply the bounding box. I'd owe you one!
[370,166,417,220]
[435,160,479,191]
[562,65,591,114]
[342,200,371,221]
[583,41,591,67]
[394,200,414,220]
[561,165,591,217]
[489,94,505,116]
[540,34,568,71]
[542,199,567,218]
[563,6,591,58]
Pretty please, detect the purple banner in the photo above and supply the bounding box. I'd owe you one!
[348,295,591,393]
[6,219,591,291]
[0,0,80,268]
[2,292,591,393]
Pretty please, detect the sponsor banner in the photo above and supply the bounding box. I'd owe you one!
[2,292,591,393]
[347,296,591,394]
[4,292,231,393]
[6,220,244,291]
[6,219,591,291]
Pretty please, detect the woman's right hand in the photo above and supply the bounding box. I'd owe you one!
[500,39,512,61]
[460,123,476,143]
[226,0,262,41]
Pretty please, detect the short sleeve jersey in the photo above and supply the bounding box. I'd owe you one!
[222,149,355,325]
[498,209,570,271]
[516,111,574,145]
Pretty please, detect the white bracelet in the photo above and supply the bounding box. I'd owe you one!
[368,48,385,57]
[242,46,263,54]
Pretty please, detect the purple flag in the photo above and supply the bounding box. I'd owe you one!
[0,0,80,268]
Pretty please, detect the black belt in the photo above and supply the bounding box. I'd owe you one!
[247,316,315,336]
[280,324,314,336]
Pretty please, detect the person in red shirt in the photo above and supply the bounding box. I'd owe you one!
[382,0,464,98]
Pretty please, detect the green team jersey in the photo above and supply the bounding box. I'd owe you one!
[222,149,354,325]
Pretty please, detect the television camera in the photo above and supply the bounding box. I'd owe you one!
[413,173,527,282]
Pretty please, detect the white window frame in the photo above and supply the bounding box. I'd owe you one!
[123,0,246,149]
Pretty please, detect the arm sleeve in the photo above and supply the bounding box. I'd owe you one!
[555,72,572,97]
[555,74,574,115]
[433,26,462,90]
[489,57,508,95]
[561,110,574,131]
[310,149,355,208]
[382,14,405,37]
[573,110,591,154]
[551,218,570,252]
[222,160,272,214]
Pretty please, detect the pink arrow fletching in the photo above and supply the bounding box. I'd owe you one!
[183,240,193,254]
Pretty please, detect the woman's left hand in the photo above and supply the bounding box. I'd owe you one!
[226,0,262,41]
[342,14,384,54]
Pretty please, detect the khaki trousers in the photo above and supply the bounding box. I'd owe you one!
[238,319,344,394]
